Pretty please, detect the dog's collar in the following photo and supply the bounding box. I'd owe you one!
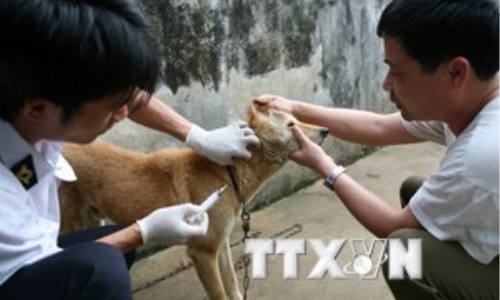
[228,165,251,240]
[227,166,245,204]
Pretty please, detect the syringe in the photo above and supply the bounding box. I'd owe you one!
[199,184,228,213]
[186,185,228,224]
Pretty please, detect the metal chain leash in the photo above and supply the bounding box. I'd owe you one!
[240,205,251,300]
[227,166,251,300]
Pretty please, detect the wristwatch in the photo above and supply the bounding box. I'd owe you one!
[323,165,346,190]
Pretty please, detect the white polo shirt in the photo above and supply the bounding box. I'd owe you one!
[0,120,75,285]
[403,97,499,264]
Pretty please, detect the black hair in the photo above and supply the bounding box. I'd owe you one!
[377,0,499,80]
[0,0,160,122]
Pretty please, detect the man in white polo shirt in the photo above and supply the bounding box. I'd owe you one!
[255,0,499,299]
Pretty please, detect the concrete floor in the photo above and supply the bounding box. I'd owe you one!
[130,142,445,300]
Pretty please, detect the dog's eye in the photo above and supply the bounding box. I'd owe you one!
[287,121,295,128]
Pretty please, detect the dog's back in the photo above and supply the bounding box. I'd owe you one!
[60,140,225,231]
[60,104,327,233]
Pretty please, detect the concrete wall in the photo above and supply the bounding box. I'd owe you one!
[103,0,394,208]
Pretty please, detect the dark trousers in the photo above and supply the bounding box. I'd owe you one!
[0,225,135,300]
[383,176,499,300]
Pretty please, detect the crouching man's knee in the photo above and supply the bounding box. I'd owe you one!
[382,228,424,281]
[382,228,462,300]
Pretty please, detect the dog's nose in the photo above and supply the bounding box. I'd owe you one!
[320,128,329,139]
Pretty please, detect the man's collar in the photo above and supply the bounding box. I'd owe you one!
[0,120,59,188]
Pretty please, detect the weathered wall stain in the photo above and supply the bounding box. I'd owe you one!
[141,0,326,93]
[141,0,225,92]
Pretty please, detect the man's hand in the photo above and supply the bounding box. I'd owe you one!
[253,94,296,113]
[289,125,337,178]
[136,204,209,245]
[186,121,260,165]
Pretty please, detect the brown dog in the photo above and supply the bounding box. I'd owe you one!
[59,102,328,300]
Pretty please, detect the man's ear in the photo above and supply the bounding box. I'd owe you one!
[448,57,469,89]
[22,98,57,123]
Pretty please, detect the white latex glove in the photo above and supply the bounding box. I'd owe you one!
[185,122,260,166]
[136,204,209,245]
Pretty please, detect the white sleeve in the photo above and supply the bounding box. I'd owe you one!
[400,117,447,145]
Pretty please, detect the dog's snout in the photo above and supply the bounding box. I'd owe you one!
[320,128,329,139]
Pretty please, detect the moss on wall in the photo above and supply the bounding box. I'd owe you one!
[141,0,329,93]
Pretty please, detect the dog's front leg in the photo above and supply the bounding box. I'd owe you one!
[188,246,227,300]
[218,238,243,300]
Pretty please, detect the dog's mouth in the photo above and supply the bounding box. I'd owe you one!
[287,126,329,154]
[318,128,329,145]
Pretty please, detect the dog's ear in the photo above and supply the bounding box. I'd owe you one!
[251,99,272,117]
[253,94,276,107]
[252,97,270,113]
[245,102,258,123]
[245,101,267,125]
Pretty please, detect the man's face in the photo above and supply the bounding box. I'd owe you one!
[382,37,449,121]
[62,95,131,143]
[44,92,133,144]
